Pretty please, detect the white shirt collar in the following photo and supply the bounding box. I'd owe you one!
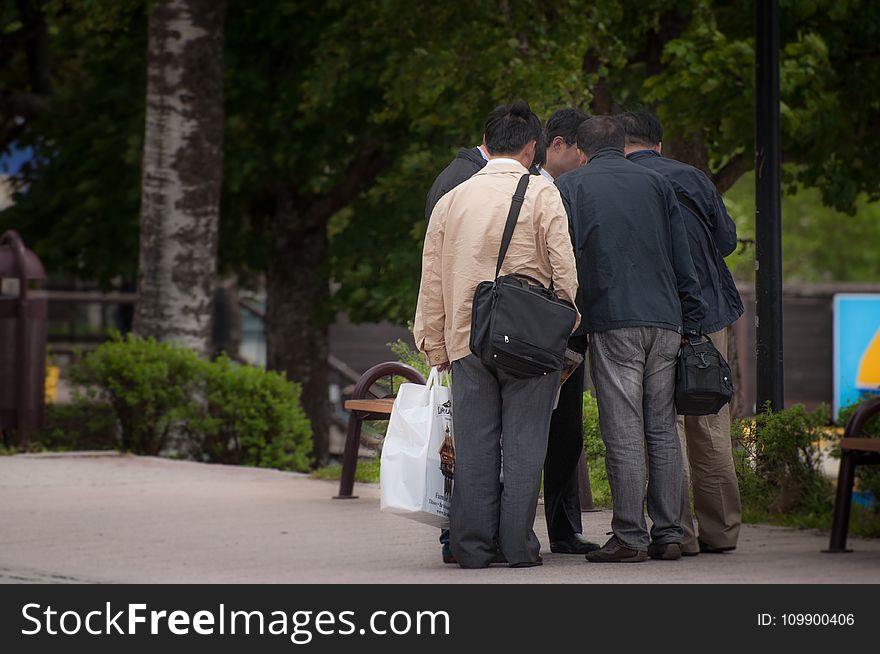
[485,157,522,167]
[476,145,489,161]
[537,166,554,182]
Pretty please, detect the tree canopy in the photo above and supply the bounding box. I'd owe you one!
[2,0,879,311]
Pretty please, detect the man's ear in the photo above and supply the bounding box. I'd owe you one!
[578,149,587,166]
[552,135,566,150]
[657,141,662,155]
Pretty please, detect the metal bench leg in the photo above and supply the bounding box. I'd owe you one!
[334,413,363,499]
[826,451,856,553]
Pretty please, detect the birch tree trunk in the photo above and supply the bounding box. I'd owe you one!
[134,0,226,355]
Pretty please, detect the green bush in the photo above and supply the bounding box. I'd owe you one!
[32,402,119,451]
[312,459,381,483]
[732,403,833,515]
[69,333,201,455]
[67,334,312,471]
[582,390,612,507]
[188,355,312,472]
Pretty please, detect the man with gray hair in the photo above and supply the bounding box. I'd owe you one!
[555,115,705,562]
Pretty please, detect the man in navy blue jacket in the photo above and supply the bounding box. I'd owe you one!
[620,111,743,556]
[557,116,705,562]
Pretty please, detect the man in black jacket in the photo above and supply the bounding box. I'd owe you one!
[424,145,488,222]
[533,107,600,555]
[556,116,706,562]
[620,111,743,556]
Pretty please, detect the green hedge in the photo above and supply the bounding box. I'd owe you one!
[63,334,312,472]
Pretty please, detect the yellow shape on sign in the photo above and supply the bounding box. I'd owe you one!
[856,328,880,390]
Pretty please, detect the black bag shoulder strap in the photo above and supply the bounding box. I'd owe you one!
[495,173,531,279]
[675,191,711,236]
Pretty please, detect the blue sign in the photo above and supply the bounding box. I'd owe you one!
[834,294,880,419]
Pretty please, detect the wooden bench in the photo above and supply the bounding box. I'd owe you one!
[333,362,425,499]
[827,397,880,552]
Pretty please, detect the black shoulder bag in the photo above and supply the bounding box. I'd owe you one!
[469,174,578,378]
[673,191,735,415]
[675,333,734,415]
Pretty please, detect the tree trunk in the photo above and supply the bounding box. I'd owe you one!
[265,192,331,467]
[134,0,226,355]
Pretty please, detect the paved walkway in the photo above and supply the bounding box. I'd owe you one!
[1,453,878,584]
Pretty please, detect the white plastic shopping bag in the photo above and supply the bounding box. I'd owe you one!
[380,367,454,528]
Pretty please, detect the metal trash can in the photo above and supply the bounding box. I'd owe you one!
[0,230,48,444]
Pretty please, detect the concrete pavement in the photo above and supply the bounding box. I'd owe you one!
[1,453,878,584]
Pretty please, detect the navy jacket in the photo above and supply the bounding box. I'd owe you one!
[627,150,743,333]
[425,147,487,222]
[555,147,706,336]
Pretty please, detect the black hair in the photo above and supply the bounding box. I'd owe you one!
[484,101,542,156]
[545,107,590,146]
[617,111,663,147]
[576,115,625,156]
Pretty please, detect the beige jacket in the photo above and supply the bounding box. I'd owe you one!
[413,159,580,366]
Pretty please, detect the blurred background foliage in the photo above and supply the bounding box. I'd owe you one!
[2,0,880,320]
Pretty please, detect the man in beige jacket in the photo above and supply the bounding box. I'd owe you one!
[414,101,579,568]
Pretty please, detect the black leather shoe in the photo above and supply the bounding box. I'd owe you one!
[444,548,506,565]
[550,533,601,554]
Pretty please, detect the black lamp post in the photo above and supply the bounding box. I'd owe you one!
[755,0,784,412]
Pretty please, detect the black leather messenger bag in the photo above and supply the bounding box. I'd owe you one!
[675,334,734,415]
[469,173,578,378]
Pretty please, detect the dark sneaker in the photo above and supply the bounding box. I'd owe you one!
[585,535,648,563]
[442,543,456,564]
[648,542,682,560]
[550,533,601,554]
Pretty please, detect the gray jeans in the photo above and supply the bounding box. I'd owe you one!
[589,327,683,549]
[450,354,560,567]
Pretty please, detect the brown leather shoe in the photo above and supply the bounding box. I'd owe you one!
[585,535,648,563]
[648,542,682,560]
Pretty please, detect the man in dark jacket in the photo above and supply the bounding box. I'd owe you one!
[620,111,743,556]
[425,145,488,222]
[556,116,706,563]
[533,107,600,555]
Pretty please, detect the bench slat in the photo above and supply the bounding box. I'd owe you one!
[344,398,395,415]
[840,437,880,453]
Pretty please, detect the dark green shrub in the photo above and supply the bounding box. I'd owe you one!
[732,403,833,515]
[66,335,312,471]
[188,355,312,472]
[32,401,119,451]
[69,334,201,455]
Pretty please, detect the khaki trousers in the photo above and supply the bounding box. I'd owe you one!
[677,328,742,552]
